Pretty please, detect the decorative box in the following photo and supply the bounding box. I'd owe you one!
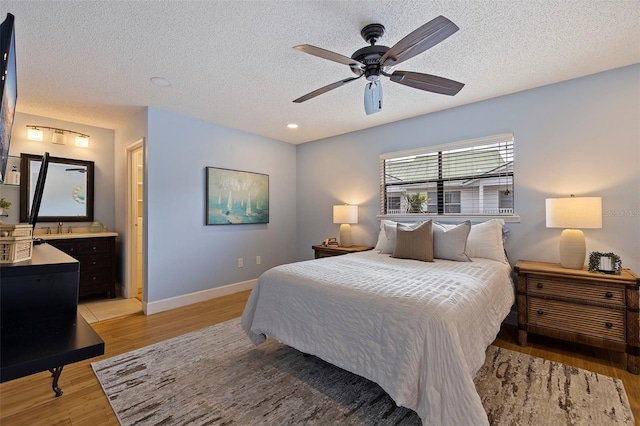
[0,224,34,264]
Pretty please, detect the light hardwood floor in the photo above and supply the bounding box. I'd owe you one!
[1,290,638,425]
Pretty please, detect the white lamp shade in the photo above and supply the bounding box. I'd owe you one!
[545,197,602,229]
[546,196,601,269]
[27,128,43,141]
[333,205,358,224]
[51,130,66,145]
[75,135,90,147]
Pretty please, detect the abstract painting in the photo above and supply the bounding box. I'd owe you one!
[206,167,269,225]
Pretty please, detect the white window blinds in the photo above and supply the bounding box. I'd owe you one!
[380,134,514,216]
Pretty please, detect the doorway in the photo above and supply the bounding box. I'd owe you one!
[126,141,144,302]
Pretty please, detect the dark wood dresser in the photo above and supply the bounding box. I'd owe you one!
[45,233,117,298]
[0,243,105,396]
[515,259,639,374]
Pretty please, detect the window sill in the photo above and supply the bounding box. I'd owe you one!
[376,214,521,223]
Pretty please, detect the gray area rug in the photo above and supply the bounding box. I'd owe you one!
[92,318,634,425]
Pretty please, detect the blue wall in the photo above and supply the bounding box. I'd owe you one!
[296,64,640,273]
[144,108,297,302]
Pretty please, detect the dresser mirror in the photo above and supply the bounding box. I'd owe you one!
[19,153,95,223]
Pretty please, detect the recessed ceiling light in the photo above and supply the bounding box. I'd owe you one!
[287,123,299,129]
[150,77,171,87]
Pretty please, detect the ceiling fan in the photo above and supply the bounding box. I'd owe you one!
[292,15,464,115]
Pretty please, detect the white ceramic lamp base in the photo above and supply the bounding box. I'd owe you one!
[339,224,353,247]
[559,228,586,269]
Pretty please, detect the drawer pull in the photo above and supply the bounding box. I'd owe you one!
[605,292,613,298]
[92,246,97,250]
[92,261,97,265]
[536,283,543,289]
[537,309,544,315]
[605,322,613,329]
[93,276,97,280]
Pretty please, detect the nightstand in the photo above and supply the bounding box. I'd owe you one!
[312,245,374,259]
[514,260,639,374]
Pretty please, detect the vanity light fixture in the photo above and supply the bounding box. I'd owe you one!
[26,127,43,141]
[74,135,89,148]
[26,125,90,148]
[51,129,65,145]
[287,123,299,129]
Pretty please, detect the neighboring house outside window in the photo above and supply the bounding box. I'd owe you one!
[380,134,514,217]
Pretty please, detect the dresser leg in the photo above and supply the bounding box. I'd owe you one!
[51,365,64,397]
[628,354,639,375]
[518,329,527,347]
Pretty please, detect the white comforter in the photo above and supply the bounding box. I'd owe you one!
[241,251,514,425]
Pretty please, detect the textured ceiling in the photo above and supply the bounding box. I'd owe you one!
[2,1,639,144]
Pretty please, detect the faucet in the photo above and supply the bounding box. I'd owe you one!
[58,222,63,234]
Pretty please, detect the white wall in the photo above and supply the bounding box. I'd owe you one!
[4,112,116,231]
[145,107,297,303]
[296,64,640,273]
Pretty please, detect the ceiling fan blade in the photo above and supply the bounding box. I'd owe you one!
[390,71,464,96]
[293,44,365,70]
[293,75,363,103]
[381,16,459,66]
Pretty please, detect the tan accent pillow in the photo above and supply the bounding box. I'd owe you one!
[392,220,434,262]
[380,221,422,254]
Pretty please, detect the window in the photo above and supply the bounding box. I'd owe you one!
[380,134,514,216]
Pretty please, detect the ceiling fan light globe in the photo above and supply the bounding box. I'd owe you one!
[364,81,383,115]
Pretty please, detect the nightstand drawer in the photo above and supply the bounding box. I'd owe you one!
[527,276,625,306]
[529,298,625,343]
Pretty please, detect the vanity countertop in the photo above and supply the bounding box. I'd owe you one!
[39,232,118,240]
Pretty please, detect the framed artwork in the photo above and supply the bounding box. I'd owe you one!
[588,251,622,275]
[206,167,269,225]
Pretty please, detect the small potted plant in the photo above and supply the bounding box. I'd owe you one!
[0,197,11,215]
[404,192,430,213]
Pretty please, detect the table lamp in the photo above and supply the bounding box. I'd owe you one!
[333,205,358,247]
[545,195,602,269]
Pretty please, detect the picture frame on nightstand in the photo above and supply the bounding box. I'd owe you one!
[588,251,622,275]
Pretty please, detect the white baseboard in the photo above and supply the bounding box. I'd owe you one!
[142,279,257,315]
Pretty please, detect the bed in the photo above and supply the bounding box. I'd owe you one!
[241,220,515,425]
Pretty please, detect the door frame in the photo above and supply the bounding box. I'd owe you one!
[125,139,144,301]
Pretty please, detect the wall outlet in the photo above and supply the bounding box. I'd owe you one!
[256,255,261,265]
[237,258,243,268]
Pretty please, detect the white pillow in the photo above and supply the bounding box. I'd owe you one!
[374,219,395,251]
[466,219,507,263]
[432,221,471,262]
[438,219,507,263]
[375,219,422,254]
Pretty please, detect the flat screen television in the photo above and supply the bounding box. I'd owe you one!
[29,152,50,245]
[0,13,17,184]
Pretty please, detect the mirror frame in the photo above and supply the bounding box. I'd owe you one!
[19,153,95,223]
